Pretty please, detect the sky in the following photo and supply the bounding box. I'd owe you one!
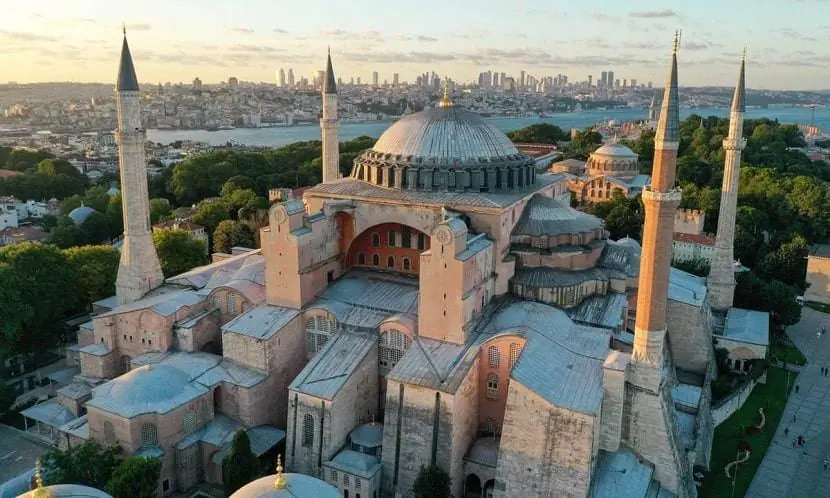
[1,0,829,90]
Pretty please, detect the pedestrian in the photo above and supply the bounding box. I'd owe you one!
[796,384,800,394]
[785,426,790,436]
[793,413,797,422]
[824,459,828,470]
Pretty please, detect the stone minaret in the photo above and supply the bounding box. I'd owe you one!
[632,33,683,388]
[114,29,164,305]
[648,90,659,122]
[320,49,339,183]
[707,51,747,311]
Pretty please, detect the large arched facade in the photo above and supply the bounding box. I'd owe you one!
[345,222,430,275]
[478,334,526,435]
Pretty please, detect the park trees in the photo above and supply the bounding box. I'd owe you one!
[222,430,259,496]
[63,245,121,303]
[213,220,255,254]
[153,229,207,277]
[412,465,452,498]
[106,457,162,498]
[42,440,121,490]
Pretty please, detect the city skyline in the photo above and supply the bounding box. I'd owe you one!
[2,0,830,90]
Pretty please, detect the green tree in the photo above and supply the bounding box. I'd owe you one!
[149,198,172,224]
[412,465,452,498]
[106,457,162,498]
[49,216,84,249]
[42,439,121,490]
[63,245,120,304]
[506,123,568,144]
[193,199,232,234]
[80,211,113,245]
[153,229,207,277]
[0,381,17,414]
[0,243,82,352]
[222,430,259,496]
[37,159,84,179]
[4,149,53,172]
[213,220,256,254]
[220,175,256,198]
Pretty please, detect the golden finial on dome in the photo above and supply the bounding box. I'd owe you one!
[672,30,681,55]
[438,77,453,108]
[31,460,51,498]
[274,454,287,490]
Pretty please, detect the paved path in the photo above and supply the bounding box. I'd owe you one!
[747,307,830,497]
[0,424,51,483]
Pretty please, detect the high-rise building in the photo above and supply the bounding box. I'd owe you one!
[520,70,525,89]
[288,68,295,87]
[372,71,379,86]
[493,72,499,87]
[600,71,607,87]
[279,69,286,87]
[608,71,614,88]
[708,52,747,311]
[615,78,621,89]
[320,50,339,184]
[392,73,399,86]
[114,29,163,304]
[357,77,361,86]
[631,78,637,88]
[192,77,202,92]
[228,77,238,87]
[316,70,325,90]
[623,79,628,88]
[588,74,593,86]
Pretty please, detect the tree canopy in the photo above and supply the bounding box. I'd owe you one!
[153,229,207,277]
[42,440,121,491]
[506,123,568,144]
[63,245,121,303]
[213,220,255,254]
[105,457,162,498]
[222,430,259,496]
[412,465,452,498]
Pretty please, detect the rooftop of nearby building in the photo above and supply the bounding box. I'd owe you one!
[0,226,49,244]
[722,307,770,346]
[590,446,653,498]
[222,305,299,340]
[289,331,377,400]
[672,232,716,246]
[809,243,830,259]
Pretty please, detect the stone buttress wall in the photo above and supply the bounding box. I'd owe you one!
[667,300,711,375]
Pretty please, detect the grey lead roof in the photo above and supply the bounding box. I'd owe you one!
[116,35,139,91]
[371,106,520,160]
[732,57,746,113]
[567,293,628,330]
[512,194,603,237]
[324,51,337,95]
[306,175,560,209]
[289,331,377,400]
[722,307,769,346]
[222,305,299,340]
[589,447,654,498]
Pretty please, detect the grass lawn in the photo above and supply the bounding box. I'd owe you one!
[771,333,807,366]
[700,367,794,498]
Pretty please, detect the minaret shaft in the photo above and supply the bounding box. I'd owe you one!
[632,38,682,386]
[114,35,164,305]
[321,52,339,183]
[708,58,746,311]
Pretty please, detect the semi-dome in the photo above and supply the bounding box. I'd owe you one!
[86,364,208,417]
[68,205,97,225]
[350,106,537,193]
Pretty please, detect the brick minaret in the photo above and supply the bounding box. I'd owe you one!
[707,51,747,311]
[320,49,340,183]
[632,33,683,388]
[114,28,164,305]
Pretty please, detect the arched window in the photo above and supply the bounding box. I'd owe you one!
[488,346,500,368]
[212,296,221,309]
[402,258,411,271]
[387,256,395,269]
[371,233,380,247]
[182,409,198,435]
[372,254,380,266]
[227,292,237,315]
[356,478,362,491]
[302,413,314,447]
[306,315,337,358]
[140,423,159,447]
[103,421,115,443]
[387,230,396,247]
[509,342,523,369]
[485,417,499,435]
[486,373,499,400]
[379,329,412,375]
[330,469,338,481]
[417,233,426,250]
[358,253,366,265]
[344,474,350,487]
[120,355,131,374]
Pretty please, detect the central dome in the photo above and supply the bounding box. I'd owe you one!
[350,107,536,193]
[372,106,520,160]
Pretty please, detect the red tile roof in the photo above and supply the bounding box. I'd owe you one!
[0,226,49,244]
[672,232,716,246]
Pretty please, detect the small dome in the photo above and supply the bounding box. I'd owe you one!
[230,473,339,498]
[16,484,113,498]
[106,187,120,197]
[349,423,383,448]
[512,195,604,237]
[592,143,636,158]
[68,205,97,225]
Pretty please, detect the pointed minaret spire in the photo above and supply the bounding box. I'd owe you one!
[114,30,164,304]
[320,50,340,183]
[117,27,139,92]
[323,47,337,95]
[632,32,683,383]
[708,51,748,311]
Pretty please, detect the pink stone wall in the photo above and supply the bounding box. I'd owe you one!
[478,336,525,432]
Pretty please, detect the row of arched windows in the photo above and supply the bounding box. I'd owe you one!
[379,329,412,375]
[357,253,412,271]
[212,292,246,316]
[305,316,337,358]
[370,231,427,250]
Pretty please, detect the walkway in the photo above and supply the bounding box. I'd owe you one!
[747,307,830,497]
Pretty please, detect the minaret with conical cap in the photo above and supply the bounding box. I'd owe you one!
[707,50,747,311]
[632,32,683,388]
[648,90,659,123]
[114,28,164,305]
[320,49,339,183]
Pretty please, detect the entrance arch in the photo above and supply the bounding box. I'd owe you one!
[465,474,482,497]
[345,222,429,275]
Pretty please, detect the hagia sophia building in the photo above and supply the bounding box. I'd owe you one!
[14,29,769,498]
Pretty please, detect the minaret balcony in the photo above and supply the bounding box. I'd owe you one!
[722,138,747,151]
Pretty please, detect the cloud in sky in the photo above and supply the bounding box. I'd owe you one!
[225,27,254,35]
[629,9,678,18]
[0,30,57,42]
[273,28,289,34]
[127,23,152,31]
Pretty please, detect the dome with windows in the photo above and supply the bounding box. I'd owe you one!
[350,104,537,193]
[586,142,639,179]
[67,205,97,225]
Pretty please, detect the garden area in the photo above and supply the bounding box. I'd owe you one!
[701,367,794,498]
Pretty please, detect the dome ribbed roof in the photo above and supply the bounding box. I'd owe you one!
[592,143,636,158]
[68,205,96,225]
[371,106,519,161]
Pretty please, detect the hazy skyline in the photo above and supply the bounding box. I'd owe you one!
[2,0,829,90]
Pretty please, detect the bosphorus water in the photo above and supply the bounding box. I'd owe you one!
[147,106,829,147]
